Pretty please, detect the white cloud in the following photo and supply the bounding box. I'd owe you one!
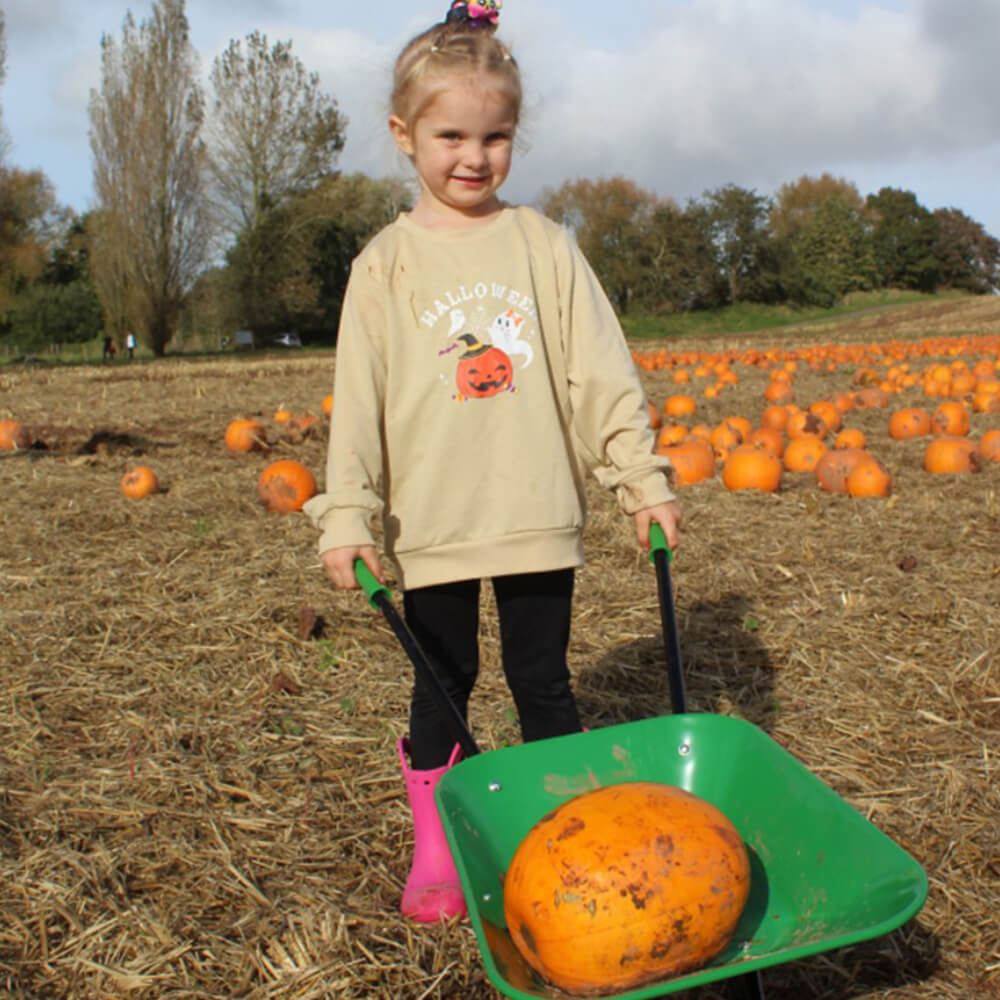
[2,0,998,239]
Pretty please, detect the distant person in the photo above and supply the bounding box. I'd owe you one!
[125,332,136,359]
[305,0,681,925]
[102,335,114,361]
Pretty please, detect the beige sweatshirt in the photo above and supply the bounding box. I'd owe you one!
[304,205,675,590]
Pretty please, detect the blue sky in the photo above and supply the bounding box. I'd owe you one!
[4,0,1000,238]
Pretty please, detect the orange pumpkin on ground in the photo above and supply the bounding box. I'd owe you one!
[834,427,866,450]
[786,410,827,440]
[847,458,892,498]
[760,405,789,432]
[923,436,980,475]
[809,400,842,434]
[763,381,795,405]
[888,407,932,440]
[971,389,1000,413]
[656,423,689,449]
[721,415,752,444]
[747,426,785,457]
[282,413,321,441]
[322,393,334,417]
[783,434,827,473]
[814,448,869,494]
[710,422,743,461]
[503,781,751,996]
[647,401,663,430]
[121,465,160,499]
[976,429,1000,463]
[225,418,268,453]
[660,438,716,486]
[0,419,32,450]
[274,408,292,424]
[723,445,783,492]
[852,387,890,409]
[257,459,317,513]
[931,401,971,436]
[664,394,697,419]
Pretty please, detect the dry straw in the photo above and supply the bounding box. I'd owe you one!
[1,297,998,998]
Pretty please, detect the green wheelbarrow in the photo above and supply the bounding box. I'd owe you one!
[355,528,927,1000]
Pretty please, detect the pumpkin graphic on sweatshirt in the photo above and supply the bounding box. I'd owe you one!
[454,333,513,399]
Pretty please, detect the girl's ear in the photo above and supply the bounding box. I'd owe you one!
[389,115,415,156]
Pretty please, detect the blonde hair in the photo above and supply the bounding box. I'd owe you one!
[391,22,521,132]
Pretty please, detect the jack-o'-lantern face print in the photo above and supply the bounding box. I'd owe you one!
[454,334,513,398]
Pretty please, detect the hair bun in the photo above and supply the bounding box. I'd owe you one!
[445,0,502,29]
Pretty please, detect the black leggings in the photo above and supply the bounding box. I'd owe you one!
[403,569,581,769]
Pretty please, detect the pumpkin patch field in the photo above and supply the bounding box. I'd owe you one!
[1,295,998,1000]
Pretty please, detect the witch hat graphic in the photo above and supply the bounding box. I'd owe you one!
[456,333,491,357]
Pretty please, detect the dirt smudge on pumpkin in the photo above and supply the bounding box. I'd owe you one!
[654,833,675,857]
[517,922,538,956]
[556,816,585,841]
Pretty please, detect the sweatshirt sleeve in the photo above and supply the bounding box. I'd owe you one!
[556,232,677,514]
[302,255,388,554]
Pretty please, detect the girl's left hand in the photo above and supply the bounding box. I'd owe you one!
[634,501,682,553]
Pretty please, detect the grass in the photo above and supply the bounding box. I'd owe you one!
[619,289,965,341]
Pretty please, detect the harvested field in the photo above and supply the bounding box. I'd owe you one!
[1,295,998,1000]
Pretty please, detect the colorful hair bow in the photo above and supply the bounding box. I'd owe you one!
[446,0,502,28]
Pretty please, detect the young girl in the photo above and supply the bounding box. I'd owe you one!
[305,0,681,923]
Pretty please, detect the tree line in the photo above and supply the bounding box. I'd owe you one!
[0,1,997,359]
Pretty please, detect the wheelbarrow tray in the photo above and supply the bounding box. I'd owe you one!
[436,712,927,999]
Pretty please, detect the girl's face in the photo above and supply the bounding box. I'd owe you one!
[390,76,516,227]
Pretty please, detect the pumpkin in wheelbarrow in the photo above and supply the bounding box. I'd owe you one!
[503,781,751,996]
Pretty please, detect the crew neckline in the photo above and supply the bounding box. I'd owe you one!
[395,205,516,239]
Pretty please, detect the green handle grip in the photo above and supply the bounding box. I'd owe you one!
[649,523,674,564]
[354,558,390,608]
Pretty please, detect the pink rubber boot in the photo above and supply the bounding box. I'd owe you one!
[398,737,467,922]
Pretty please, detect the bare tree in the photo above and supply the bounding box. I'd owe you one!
[206,31,346,332]
[88,0,211,355]
[207,31,347,236]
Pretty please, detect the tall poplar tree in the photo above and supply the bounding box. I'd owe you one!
[88,0,211,355]
[207,31,346,333]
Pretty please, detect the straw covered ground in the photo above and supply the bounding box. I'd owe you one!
[1,296,998,1000]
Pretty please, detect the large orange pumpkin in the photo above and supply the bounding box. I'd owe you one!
[503,782,751,995]
[923,436,980,475]
[225,418,268,453]
[0,419,31,450]
[722,445,782,492]
[257,459,317,512]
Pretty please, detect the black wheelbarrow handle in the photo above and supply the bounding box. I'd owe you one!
[354,559,481,759]
[649,523,687,715]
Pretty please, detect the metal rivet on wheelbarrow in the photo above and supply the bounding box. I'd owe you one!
[488,781,502,792]
[678,741,691,756]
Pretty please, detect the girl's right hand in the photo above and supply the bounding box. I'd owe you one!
[320,545,383,590]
